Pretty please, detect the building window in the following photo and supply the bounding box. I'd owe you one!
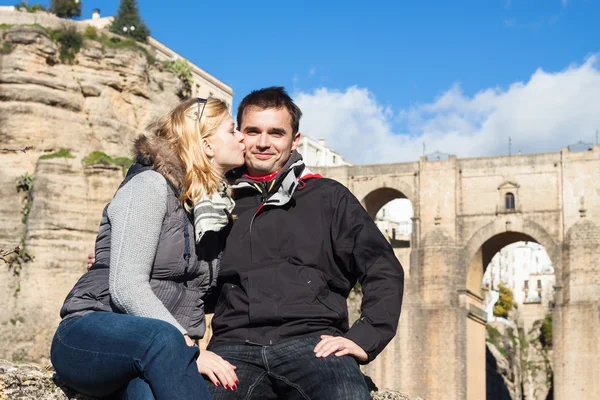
[333,155,337,164]
[505,192,515,210]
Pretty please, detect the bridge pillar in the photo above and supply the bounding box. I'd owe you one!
[554,220,600,400]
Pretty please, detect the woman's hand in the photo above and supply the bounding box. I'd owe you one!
[196,350,239,391]
[87,252,95,270]
[183,334,196,347]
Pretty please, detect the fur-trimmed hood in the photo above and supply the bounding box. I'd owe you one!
[133,135,186,191]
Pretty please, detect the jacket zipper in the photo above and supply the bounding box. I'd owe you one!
[183,216,192,275]
[249,182,269,261]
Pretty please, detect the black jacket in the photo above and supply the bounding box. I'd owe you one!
[207,153,404,363]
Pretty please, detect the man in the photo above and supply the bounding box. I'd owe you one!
[207,87,404,399]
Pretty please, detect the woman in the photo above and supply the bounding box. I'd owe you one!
[51,97,244,399]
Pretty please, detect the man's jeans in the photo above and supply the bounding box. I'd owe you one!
[208,336,371,399]
[50,312,211,400]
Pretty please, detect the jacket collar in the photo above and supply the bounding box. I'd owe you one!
[133,135,186,193]
[230,151,308,207]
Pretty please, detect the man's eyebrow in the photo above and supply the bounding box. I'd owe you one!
[242,125,260,132]
[269,128,287,135]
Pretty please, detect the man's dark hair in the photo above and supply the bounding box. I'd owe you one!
[237,86,302,134]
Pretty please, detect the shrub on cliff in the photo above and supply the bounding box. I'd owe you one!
[110,0,150,43]
[493,283,514,319]
[83,25,98,40]
[51,25,83,64]
[39,148,75,160]
[50,0,82,19]
[166,59,193,99]
[83,151,134,174]
[1,42,14,55]
[15,2,47,13]
[540,313,552,348]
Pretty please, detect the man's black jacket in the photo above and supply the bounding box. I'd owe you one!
[206,156,404,363]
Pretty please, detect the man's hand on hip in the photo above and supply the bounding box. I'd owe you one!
[313,335,368,362]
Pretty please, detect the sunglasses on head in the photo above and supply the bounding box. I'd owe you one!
[195,97,209,122]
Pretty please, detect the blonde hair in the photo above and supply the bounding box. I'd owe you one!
[148,97,230,209]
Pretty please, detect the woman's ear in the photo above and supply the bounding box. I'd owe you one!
[202,138,215,159]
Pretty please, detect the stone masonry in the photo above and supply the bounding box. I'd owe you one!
[315,147,600,400]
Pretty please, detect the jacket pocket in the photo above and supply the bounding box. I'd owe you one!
[246,260,344,325]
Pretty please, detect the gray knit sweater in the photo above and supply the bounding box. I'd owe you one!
[107,170,186,334]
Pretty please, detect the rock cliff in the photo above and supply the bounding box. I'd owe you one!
[486,317,553,400]
[1,23,182,363]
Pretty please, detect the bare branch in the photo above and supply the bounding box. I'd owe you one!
[0,146,33,154]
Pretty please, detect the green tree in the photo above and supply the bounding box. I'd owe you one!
[493,283,514,319]
[109,0,150,42]
[50,0,82,19]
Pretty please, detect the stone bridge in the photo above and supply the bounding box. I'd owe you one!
[315,145,600,400]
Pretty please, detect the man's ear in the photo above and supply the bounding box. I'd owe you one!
[291,132,301,152]
[202,138,215,159]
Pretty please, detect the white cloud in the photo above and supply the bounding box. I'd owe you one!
[295,55,600,165]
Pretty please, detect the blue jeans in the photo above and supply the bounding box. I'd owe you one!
[50,312,210,400]
[207,336,371,400]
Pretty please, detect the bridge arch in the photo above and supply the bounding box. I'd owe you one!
[460,219,561,400]
[360,186,415,250]
[461,218,561,294]
[360,183,414,220]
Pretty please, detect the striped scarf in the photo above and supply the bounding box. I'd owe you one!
[193,181,235,243]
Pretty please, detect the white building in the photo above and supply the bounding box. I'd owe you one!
[374,208,412,242]
[482,242,555,329]
[298,136,352,168]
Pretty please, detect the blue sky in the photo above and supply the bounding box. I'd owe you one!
[4,0,600,163]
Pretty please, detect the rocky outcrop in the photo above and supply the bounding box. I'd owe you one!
[521,319,553,400]
[0,360,93,400]
[0,23,183,364]
[0,360,424,400]
[0,25,183,156]
[486,320,523,400]
[486,317,553,400]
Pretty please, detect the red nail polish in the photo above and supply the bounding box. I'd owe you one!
[225,385,229,389]
[232,385,237,391]
[235,380,239,385]
[215,382,220,387]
